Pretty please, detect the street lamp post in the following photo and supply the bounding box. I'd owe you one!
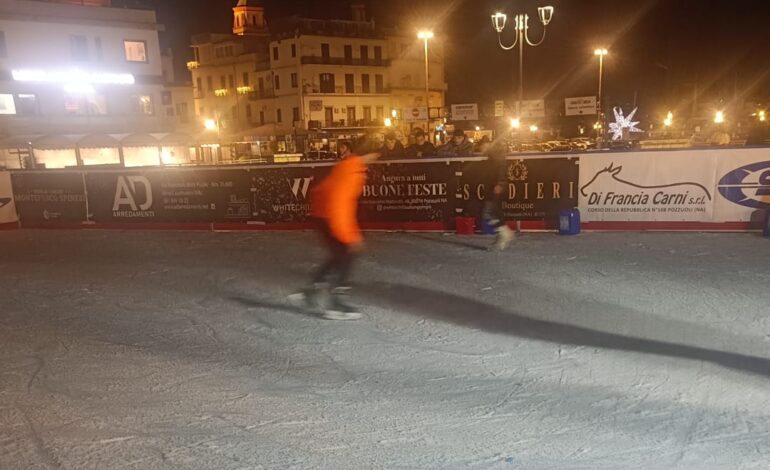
[417,30,434,137]
[594,48,608,120]
[491,6,553,121]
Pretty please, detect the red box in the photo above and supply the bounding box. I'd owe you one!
[455,217,475,235]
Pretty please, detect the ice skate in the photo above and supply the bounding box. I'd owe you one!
[322,287,363,321]
[492,225,514,251]
[288,283,329,314]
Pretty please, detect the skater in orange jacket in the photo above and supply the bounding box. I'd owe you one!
[290,140,381,320]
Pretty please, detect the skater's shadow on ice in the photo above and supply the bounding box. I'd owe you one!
[363,283,770,378]
[405,233,491,251]
[228,295,321,320]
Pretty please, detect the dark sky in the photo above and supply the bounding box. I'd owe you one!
[118,0,770,115]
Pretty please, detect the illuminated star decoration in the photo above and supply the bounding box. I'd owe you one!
[608,106,643,141]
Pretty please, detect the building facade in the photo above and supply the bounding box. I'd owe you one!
[189,1,446,153]
[0,0,169,137]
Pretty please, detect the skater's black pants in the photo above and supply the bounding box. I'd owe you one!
[313,218,354,288]
[482,196,505,229]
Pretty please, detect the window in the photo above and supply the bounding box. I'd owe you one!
[272,46,279,61]
[196,77,203,92]
[346,106,356,124]
[0,31,6,58]
[207,76,213,91]
[65,94,107,115]
[258,77,264,93]
[242,72,250,86]
[274,74,280,90]
[292,107,300,123]
[345,74,354,93]
[228,74,235,88]
[363,106,371,123]
[374,46,382,64]
[0,94,16,115]
[291,44,296,58]
[276,108,282,123]
[319,73,335,93]
[344,45,352,64]
[360,45,368,64]
[124,40,147,62]
[131,95,153,115]
[291,73,298,88]
[321,43,330,62]
[375,74,384,93]
[70,35,88,61]
[361,74,370,93]
[376,106,384,121]
[246,104,252,119]
[259,110,265,125]
[176,102,189,123]
[220,76,226,89]
[94,37,103,61]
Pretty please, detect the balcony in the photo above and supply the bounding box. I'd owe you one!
[248,90,275,100]
[301,56,390,67]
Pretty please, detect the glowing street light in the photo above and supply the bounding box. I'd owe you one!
[714,111,725,124]
[594,48,609,131]
[758,110,766,122]
[663,111,673,127]
[204,118,217,131]
[529,124,539,132]
[491,6,554,120]
[384,117,393,127]
[510,117,521,129]
[417,30,434,138]
[391,109,398,118]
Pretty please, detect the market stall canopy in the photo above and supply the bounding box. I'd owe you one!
[160,133,198,146]
[120,133,159,147]
[33,135,75,150]
[78,134,120,148]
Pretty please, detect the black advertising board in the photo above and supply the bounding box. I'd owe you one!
[458,157,579,220]
[85,169,253,223]
[11,172,87,223]
[247,165,331,224]
[359,161,454,223]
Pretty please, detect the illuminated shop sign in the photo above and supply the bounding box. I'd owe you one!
[12,69,135,86]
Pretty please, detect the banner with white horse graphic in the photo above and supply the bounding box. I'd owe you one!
[578,151,718,222]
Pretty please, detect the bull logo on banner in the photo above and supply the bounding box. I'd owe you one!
[113,176,154,217]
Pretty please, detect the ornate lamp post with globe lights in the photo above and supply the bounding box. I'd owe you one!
[491,6,554,123]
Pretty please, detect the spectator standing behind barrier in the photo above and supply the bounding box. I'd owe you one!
[406,128,436,158]
[379,131,405,159]
[438,129,474,158]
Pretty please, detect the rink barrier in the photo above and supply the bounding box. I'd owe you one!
[5,147,769,232]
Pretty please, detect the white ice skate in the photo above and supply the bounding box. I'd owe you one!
[322,287,363,321]
[288,283,328,314]
[493,225,515,251]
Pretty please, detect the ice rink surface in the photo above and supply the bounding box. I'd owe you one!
[1,229,768,469]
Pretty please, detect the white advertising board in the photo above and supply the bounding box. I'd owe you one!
[714,147,770,222]
[565,96,597,116]
[579,151,717,222]
[450,103,479,121]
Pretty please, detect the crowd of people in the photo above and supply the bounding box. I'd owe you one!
[378,128,476,159]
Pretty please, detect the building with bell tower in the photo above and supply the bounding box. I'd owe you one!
[232,0,269,37]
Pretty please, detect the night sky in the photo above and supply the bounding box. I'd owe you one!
[118,0,770,116]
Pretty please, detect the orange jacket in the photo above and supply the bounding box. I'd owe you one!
[311,155,367,245]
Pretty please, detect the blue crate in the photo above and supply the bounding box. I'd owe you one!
[559,208,581,235]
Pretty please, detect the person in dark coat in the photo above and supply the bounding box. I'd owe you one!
[479,138,514,250]
[405,128,436,157]
[379,131,405,159]
[438,129,474,158]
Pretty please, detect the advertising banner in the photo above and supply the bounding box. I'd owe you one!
[360,162,453,223]
[84,166,333,224]
[579,151,717,222]
[450,103,479,121]
[714,147,770,222]
[11,172,87,223]
[514,100,546,119]
[459,157,579,220]
[494,100,505,117]
[0,172,18,224]
[565,96,597,116]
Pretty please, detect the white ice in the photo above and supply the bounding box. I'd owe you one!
[1,230,768,469]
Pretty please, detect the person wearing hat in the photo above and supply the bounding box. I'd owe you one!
[379,131,405,159]
[406,128,436,158]
[438,128,474,158]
